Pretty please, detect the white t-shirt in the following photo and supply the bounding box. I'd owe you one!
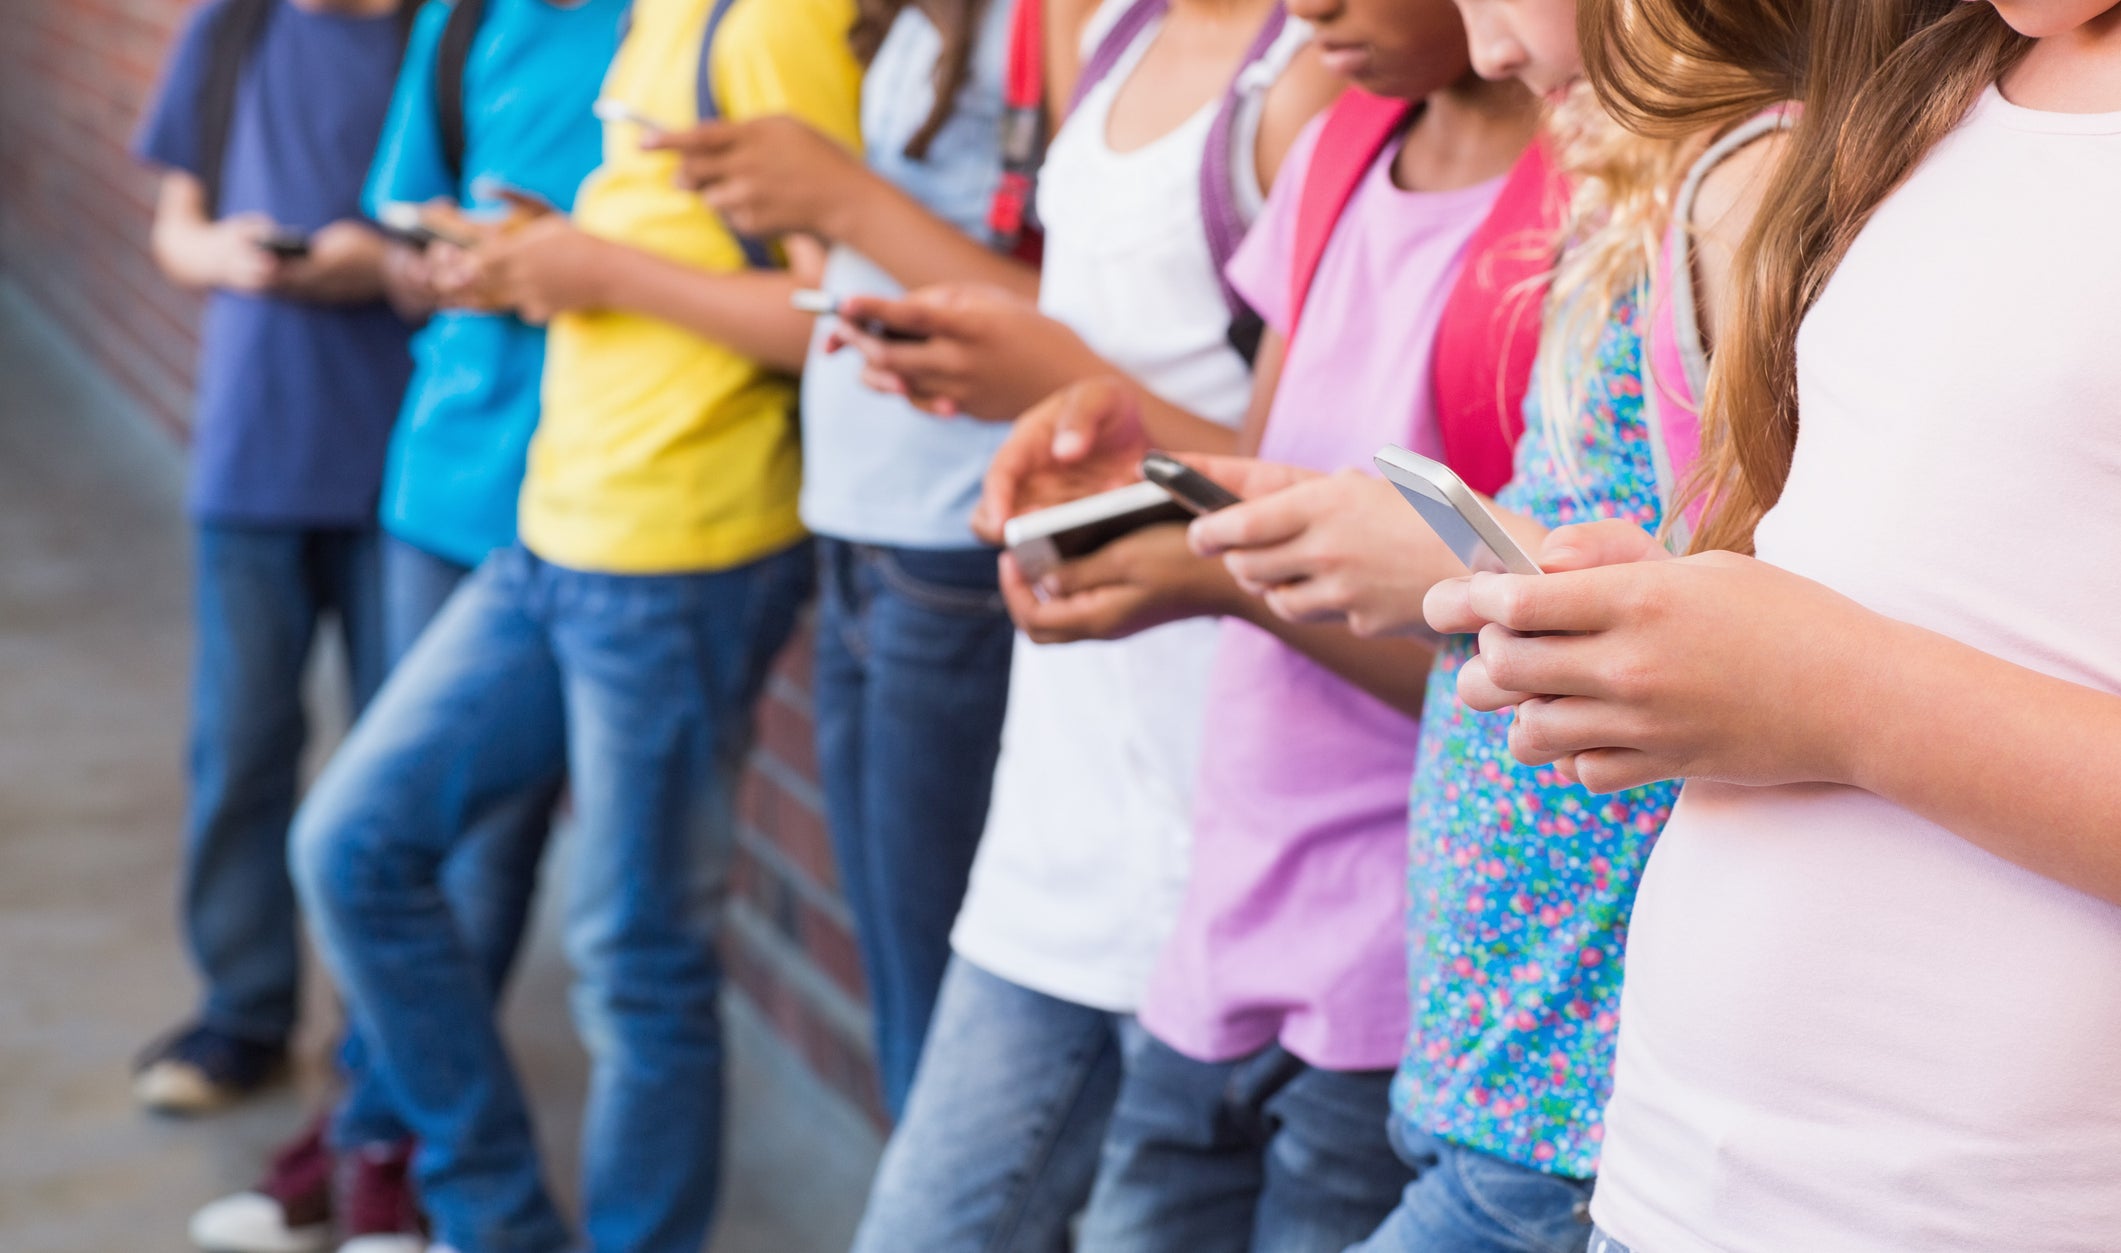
[1595,86,2121,1252]
[948,8,1305,1011]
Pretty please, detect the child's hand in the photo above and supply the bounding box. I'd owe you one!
[1431,529,1881,794]
[832,285,1104,420]
[650,117,864,240]
[455,215,613,324]
[268,220,390,304]
[198,213,280,292]
[1188,469,1470,638]
[999,525,1241,644]
[379,243,437,324]
[972,376,1154,543]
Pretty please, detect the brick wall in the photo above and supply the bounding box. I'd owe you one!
[0,0,881,1126]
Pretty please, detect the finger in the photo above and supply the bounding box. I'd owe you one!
[1040,535,1151,600]
[1570,747,1673,795]
[1048,379,1135,462]
[491,187,556,218]
[1014,583,1132,644]
[1185,454,1319,501]
[1187,489,1315,558]
[1261,576,1355,626]
[1540,519,1670,573]
[1454,654,1537,713]
[1461,568,1627,635]
[1220,536,1329,592]
[1424,575,1483,635]
[838,293,947,341]
[857,364,910,397]
[1474,624,1617,699]
[997,553,1049,633]
[1505,695,1662,774]
[643,119,737,153]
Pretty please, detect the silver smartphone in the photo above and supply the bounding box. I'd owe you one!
[1001,481,1191,584]
[592,98,673,137]
[1373,445,1541,576]
[375,201,475,249]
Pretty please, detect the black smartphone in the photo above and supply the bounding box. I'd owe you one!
[791,290,933,344]
[1140,451,1242,515]
[374,202,476,250]
[257,226,311,260]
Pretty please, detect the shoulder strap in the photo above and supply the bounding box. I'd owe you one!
[694,0,774,269]
[1065,0,1166,114]
[1430,136,1563,498]
[196,0,277,219]
[1198,3,1286,343]
[1285,89,1414,344]
[433,0,488,189]
[988,0,1047,262]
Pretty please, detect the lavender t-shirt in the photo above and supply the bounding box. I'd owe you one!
[1139,117,1505,1070]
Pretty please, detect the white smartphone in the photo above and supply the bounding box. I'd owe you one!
[1001,481,1191,585]
[790,289,841,317]
[375,201,475,249]
[1373,445,1542,576]
[592,98,672,136]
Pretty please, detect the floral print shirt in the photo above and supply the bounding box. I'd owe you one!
[1390,294,1681,1179]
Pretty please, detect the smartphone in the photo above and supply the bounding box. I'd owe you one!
[1001,481,1192,584]
[791,289,931,344]
[592,98,672,137]
[1140,451,1241,516]
[375,201,475,250]
[257,226,311,260]
[1373,445,1542,576]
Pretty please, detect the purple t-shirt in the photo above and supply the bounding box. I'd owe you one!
[1138,117,1506,1071]
[135,0,413,526]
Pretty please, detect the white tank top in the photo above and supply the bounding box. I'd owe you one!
[950,4,1308,1011]
[1596,86,2121,1252]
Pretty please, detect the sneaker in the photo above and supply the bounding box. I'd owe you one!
[336,1138,425,1253]
[135,1022,288,1114]
[188,1115,334,1253]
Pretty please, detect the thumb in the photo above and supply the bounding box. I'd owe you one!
[1051,378,1136,462]
[1538,519,1670,573]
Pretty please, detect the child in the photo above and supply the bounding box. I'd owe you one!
[183,2,624,1249]
[285,1,860,1250]
[974,0,1544,1243]
[840,1,1340,1247]
[131,0,414,1114]
[652,0,1040,1117]
[1432,1,2121,1248]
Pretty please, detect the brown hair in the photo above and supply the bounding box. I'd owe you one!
[851,0,996,161]
[1585,0,2027,552]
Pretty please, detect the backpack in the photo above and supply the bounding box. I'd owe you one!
[196,0,420,217]
[431,0,489,186]
[1288,89,1564,497]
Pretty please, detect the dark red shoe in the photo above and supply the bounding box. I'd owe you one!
[188,1114,334,1252]
[336,1138,427,1253]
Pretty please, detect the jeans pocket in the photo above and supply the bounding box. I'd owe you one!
[869,546,1006,618]
[1448,1147,1595,1253]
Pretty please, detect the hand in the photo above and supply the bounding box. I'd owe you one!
[451,214,616,324]
[831,285,1103,420]
[379,243,437,323]
[999,525,1243,644]
[1188,468,1470,638]
[269,220,391,304]
[972,376,1158,543]
[196,212,280,293]
[1425,521,1880,793]
[650,117,866,240]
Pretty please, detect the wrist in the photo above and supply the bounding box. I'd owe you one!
[1813,603,1909,792]
[815,163,879,245]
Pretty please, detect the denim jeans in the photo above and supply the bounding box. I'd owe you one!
[1344,1118,1595,1253]
[852,956,1125,1253]
[186,522,386,1043]
[329,536,561,1152]
[813,538,1013,1115]
[1585,1230,1630,1253]
[293,541,811,1253]
[1077,1028,1411,1253]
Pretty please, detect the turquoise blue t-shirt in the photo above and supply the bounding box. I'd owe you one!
[363,0,626,566]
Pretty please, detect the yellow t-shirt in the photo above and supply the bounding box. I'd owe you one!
[519,0,862,574]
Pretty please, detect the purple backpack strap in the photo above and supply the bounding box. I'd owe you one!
[1200,5,1288,320]
[1066,0,1170,114]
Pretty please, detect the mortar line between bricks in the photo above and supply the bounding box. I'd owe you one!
[726,897,874,1049]
[765,669,813,717]
[747,746,827,814]
[736,821,857,932]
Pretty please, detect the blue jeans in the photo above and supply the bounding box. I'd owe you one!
[329,536,561,1151]
[186,522,386,1043]
[293,541,811,1253]
[1586,1231,1629,1253]
[851,956,1125,1253]
[813,538,1012,1115]
[1078,1029,1411,1253]
[1344,1119,1595,1253]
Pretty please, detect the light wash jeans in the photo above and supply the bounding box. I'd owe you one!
[852,956,1125,1253]
[294,541,810,1253]
[1344,1117,1595,1253]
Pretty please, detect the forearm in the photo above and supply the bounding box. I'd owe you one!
[1135,389,1242,456]
[1841,622,2121,906]
[831,177,1038,299]
[1228,596,1433,717]
[151,219,221,290]
[597,244,813,373]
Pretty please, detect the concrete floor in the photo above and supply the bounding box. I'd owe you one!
[0,285,879,1252]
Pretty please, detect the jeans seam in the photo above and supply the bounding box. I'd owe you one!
[982,1014,1116,1252]
[869,547,1006,617]
[1449,1149,1588,1253]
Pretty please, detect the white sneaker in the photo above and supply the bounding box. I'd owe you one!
[188,1190,332,1253]
[338,1237,427,1253]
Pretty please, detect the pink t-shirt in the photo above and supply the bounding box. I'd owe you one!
[1139,116,1506,1071]
[1596,87,2121,1251]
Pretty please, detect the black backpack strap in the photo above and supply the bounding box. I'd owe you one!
[432,0,487,188]
[694,0,773,269]
[196,0,276,219]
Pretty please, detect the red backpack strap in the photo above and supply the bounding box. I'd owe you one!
[1431,136,1567,497]
[1286,89,1415,344]
[988,0,1047,263]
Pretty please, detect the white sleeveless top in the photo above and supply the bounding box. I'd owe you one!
[949,4,1308,1011]
[1596,87,2121,1252]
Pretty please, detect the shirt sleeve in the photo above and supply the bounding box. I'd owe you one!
[1226,111,1326,338]
[712,0,863,151]
[363,0,457,218]
[132,0,231,178]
